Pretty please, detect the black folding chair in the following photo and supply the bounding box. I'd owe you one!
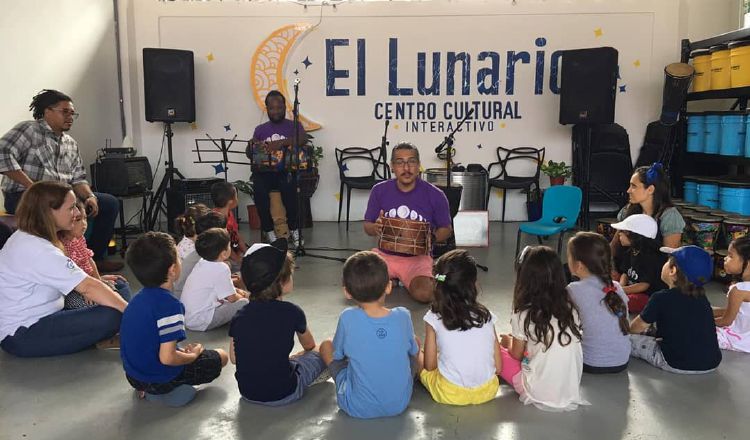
[486,146,545,222]
[335,146,390,231]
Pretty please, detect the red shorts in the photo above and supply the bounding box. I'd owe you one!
[373,248,433,289]
[628,293,649,313]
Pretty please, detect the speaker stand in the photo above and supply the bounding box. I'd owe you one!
[146,122,185,231]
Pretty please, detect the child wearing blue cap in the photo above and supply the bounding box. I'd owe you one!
[629,245,722,373]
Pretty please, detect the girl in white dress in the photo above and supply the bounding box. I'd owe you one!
[714,236,750,353]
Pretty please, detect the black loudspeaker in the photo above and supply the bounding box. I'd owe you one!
[90,157,153,196]
[559,47,619,125]
[143,48,196,123]
[166,178,223,233]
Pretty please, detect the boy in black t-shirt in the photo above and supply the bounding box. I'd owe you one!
[612,214,667,313]
[629,245,721,373]
[229,239,328,405]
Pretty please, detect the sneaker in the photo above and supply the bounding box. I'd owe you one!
[145,385,197,407]
[266,230,277,243]
[310,368,332,386]
[289,229,304,248]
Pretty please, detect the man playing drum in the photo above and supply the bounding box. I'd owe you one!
[363,142,452,303]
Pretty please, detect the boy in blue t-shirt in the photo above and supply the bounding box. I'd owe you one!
[121,232,229,407]
[320,251,420,419]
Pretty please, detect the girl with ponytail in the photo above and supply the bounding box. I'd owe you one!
[174,203,210,260]
[567,231,631,374]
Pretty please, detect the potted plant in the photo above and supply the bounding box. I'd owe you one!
[541,160,572,186]
[233,179,261,230]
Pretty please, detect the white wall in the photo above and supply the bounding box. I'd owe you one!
[0,0,122,211]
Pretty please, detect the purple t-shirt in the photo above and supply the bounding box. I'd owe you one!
[364,179,452,231]
[251,119,307,172]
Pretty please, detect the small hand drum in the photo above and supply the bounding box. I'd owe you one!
[378,217,431,256]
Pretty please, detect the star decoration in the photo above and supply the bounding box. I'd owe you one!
[477,144,483,149]
[302,56,313,69]
[213,163,225,174]
[190,122,198,130]
[340,163,349,172]
[619,85,627,93]
[500,123,507,128]
[293,69,299,76]
[633,59,641,67]
[393,124,400,130]
[224,124,231,132]
[206,53,215,62]
[594,28,603,38]
[334,193,341,202]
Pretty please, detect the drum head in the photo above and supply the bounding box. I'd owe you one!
[665,62,695,78]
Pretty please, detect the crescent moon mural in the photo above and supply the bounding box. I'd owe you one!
[251,23,322,131]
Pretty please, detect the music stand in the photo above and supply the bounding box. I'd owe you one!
[193,134,252,182]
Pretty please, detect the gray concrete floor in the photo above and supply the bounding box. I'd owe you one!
[1,222,748,440]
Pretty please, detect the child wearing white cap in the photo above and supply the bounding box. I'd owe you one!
[611,214,668,313]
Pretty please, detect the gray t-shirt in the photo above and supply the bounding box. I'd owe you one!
[567,276,631,368]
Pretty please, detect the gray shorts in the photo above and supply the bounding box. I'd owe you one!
[243,351,326,406]
[629,334,716,375]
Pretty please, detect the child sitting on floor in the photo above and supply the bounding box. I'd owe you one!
[121,232,228,407]
[211,181,248,262]
[498,245,588,412]
[320,251,420,419]
[567,231,630,374]
[181,228,249,331]
[418,249,501,406]
[714,236,750,353]
[612,214,667,313]
[173,211,227,299]
[629,245,722,374]
[174,203,210,260]
[230,239,327,405]
[60,202,131,310]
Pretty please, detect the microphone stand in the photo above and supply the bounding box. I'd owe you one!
[380,119,391,179]
[433,109,488,272]
[291,80,349,263]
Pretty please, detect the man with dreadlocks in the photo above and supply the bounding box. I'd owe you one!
[0,89,123,272]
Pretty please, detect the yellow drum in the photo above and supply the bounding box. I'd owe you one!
[710,44,731,90]
[729,40,750,88]
[691,49,712,92]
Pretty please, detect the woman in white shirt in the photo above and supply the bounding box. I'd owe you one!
[0,181,128,357]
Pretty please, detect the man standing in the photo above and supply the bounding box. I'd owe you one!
[0,89,122,272]
[364,142,452,303]
[247,90,308,247]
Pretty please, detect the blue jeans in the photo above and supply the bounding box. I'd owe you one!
[4,190,119,260]
[0,306,122,357]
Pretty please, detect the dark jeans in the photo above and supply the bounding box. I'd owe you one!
[251,171,298,232]
[583,362,628,374]
[126,350,223,394]
[4,190,119,260]
[0,306,122,357]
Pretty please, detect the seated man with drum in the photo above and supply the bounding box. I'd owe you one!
[364,142,452,303]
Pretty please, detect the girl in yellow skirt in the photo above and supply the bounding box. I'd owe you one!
[418,249,501,405]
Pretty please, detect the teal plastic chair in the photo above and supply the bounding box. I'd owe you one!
[515,185,582,257]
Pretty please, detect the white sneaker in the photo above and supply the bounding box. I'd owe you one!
[266,230,277,243]
[289,229,304,248]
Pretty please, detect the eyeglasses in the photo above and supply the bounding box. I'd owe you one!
[392,158,419,168]
[48,108,79,120]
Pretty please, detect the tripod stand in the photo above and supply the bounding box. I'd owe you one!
[146,122,185,231]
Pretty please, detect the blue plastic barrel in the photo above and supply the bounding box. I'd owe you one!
[720,181,750,215]
[684,180,698,203]
[697,181,720,208]
[687,114,705,153]
[720,114,745,155]
[745,117,750,157]
[704,114,722,154]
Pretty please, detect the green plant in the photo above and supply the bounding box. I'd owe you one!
[233,179,254,198]
[540,160,572,179]
[308,141,324,168]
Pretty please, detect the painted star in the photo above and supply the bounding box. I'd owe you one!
[224,124,231,132]
[500,123,507,128]
[302,56,313,69]
[393,124,399,130]
[213,163,225,174]
[206,53,215,62]
[340,163,349,172]
[619,85,627,93]
[334,193,341,202]
[477,144,483,149]
[633,59,641,67]
[293,69,299,76]
[594,28,603,38]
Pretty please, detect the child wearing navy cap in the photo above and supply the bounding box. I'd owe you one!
[629,245,722,373]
